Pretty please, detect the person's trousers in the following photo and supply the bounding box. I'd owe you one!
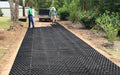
[28,15,34,28]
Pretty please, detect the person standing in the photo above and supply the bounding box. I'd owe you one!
[28,5,35,28]
[49,7,57,24]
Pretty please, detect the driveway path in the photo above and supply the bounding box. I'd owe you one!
[9,22,120,75]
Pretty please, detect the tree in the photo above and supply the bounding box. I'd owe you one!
[51,0,64,9]
[19,0,22,6]
[9,0,14,21]
[98,0,120,13]
[9,0,19,25]
[23,0,25,16]
[33,0,52,11]
[25,0,33,7]
[14,0,19,21]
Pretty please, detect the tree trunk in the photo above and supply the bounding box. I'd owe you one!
[23,0,25,16]
[9,0,15,21]
[9,0,19,25]
[23,6,25,16]
[14,0,19,22]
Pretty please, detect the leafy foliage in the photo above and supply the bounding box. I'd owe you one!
[94,10,120,42]
[24,0,120,42]
[33,0,52,11]
[98,0,120,14]
[69,1,77,23]
[19,0,22,6]
[77,10,97,28]
[51,0,64,9]
[0,8,3,16]
[25,0,33,7]
[24,0,52,11]
[58,7,69,20]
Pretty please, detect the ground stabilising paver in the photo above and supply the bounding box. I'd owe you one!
[9,23,120,75]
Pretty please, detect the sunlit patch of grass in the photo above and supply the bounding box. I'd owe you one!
[0,17,13,29]
[104,48,120,57]
[0,17,28,30]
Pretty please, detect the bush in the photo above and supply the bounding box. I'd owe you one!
[69,10,77,23]
[98,1,120,14]
[58,7,69,20]
[94,10,120,43]
[0,8,3,16]
[69,1,78,23]
[77,10,97,28]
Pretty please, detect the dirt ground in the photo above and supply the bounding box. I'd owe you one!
[0,18,53,75]
[0,23,27,75]
[0,17,120,75]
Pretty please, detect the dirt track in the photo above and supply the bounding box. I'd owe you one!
[0,17,120,75]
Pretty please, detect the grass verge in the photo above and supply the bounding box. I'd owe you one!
[0,17,13,29]
[0,17,27,59]
[103,48,120,57]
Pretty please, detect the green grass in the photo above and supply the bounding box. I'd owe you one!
[0,17,13,29]
[0,17,28,30]
[0,47,7,59]
[104,48,120,57]
[0,17,27,59]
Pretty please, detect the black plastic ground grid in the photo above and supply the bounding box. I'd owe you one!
[9,23,120,75]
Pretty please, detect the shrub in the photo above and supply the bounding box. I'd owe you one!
[58,7,69,20]
[69,1,78,23]
[0,8,3,16]
[95,10,120,43]
[98,1,120,14]
[69,10,77,23]
[77,10,97,28]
